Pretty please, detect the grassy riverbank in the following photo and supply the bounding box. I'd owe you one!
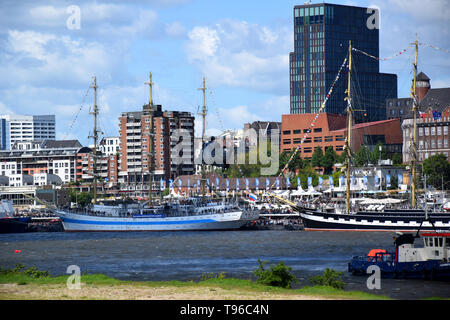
[0,270,390,300]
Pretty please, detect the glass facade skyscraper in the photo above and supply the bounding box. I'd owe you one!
[289,3,397,123]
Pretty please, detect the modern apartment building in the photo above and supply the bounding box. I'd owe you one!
[0,115,56,150]
[99,136,120,156]
[289,3,397,122]
[118,104,195,190]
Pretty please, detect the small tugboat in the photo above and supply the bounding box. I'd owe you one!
[348,231,450,280]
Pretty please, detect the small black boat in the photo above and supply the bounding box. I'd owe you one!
[0,200,30,234]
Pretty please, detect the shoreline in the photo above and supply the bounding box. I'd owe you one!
[0,272,390,300]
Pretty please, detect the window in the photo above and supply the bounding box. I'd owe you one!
[325,136,333,142]
[313,128,322,133]
[283,130,291,135]
[335,136,345,141]
[336,146,344,151]
[293,130,301,134]
[431,127,436,135]
[283,139,291,145]
[425,127,430,136]
[445,126,449,135]
[314,137,322,143]
[419,128,423,136]
[437,127,442,135]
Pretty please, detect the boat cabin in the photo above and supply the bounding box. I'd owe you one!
[396,233,450,263]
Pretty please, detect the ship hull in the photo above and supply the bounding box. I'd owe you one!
[56,211,256,232]
[297,210,450,232]
[0,217,30,234]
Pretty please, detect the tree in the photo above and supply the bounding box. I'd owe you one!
[355,145,371,167]
[312,147,323,170]
[371,142,387,164]
[392,153,403,166]
[422,154,450,190]
[321,146,337,174]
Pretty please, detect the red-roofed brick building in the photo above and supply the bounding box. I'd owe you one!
[281,113,403,159]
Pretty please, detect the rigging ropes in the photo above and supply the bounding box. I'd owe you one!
[68,85,91,132]
[351,46,412,61]
[269,54,349,189]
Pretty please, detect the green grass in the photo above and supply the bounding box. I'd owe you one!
[0,265,392,300]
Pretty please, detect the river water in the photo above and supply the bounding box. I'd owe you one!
[0,230,448,300]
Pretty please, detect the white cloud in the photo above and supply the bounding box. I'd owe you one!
[185,19,290,93]
[165,21,186,37]
[387,0,450,22]
[186,26,220,60]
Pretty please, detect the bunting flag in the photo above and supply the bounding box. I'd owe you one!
[286,177,291,188]
[297,177,301,189]
[398,174,403,185]
[318,177,323,188]
[255,178,259,190]
[419,42,450,54]
[236,178,240,191]
[363,176,368,187]
[226,179,230,192]
[308,177,312,187]
[160,178,165,191]
[169,179,174,191]
[329,176,334,187]
[433,110,442,120]
[386,174,391,188]
[351,176,356,186]
[339,176,345,187]
[352,46,411,61]
[187,178,191,191]
[276,178,280,190]
[266,178,270,190]
[216,177,220,190]
[245,178,249,190]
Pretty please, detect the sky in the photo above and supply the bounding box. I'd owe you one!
[0,0,449,146]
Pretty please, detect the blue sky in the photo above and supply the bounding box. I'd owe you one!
[0,0,449,146]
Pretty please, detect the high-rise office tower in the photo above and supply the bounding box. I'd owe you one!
[0,114,56,150]
[289,3,397,122]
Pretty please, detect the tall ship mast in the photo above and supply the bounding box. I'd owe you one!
[410,37,419,208]
[198,77,207,199]
[144,72,155,204]
[89,76,100,204]
[345,41,353,214]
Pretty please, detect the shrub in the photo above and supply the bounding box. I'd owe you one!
[201,272,226,281]
[309,268,345,290]
[253,259,299,288]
